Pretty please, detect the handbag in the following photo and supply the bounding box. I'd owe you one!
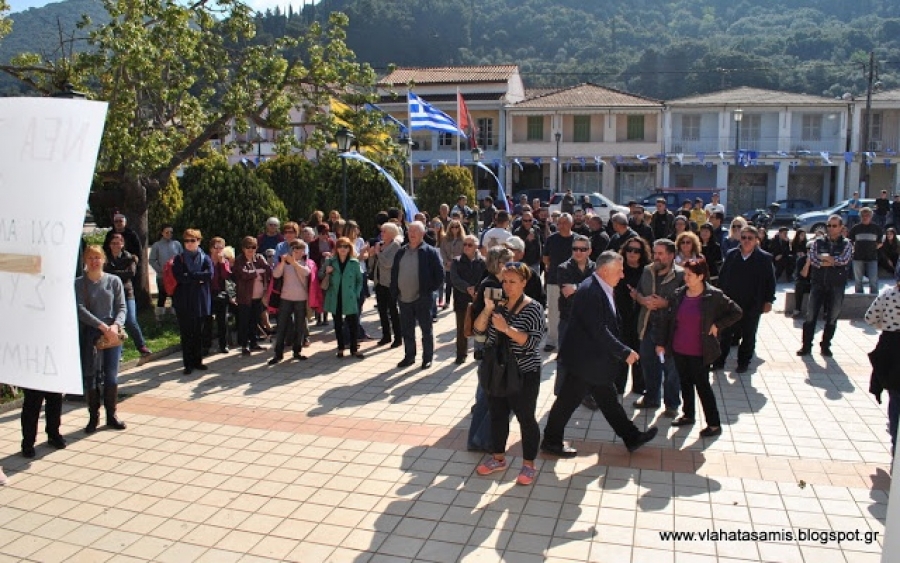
[320,259,332,291]
[95,325,127,350]
[463,303,475,338]
[478,334,522,397]
[82,277,127,350]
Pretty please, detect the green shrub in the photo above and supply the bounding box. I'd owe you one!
[178,162,288,247]
[149,175,183,239]
[256,155,318,223]
[414,165,476,219]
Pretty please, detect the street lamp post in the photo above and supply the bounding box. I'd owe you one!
[471,147,483,237]
[733,108,743,167]
[398,134,415,196]
[862,51,883,196]
[555,131,562,192]
[336,126,355,219]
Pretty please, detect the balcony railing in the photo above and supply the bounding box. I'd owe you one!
[670,135,844,155]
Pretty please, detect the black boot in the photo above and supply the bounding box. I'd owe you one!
[821,324,837,357]
[797,322,814,356]
[85,388,101,434]
[104,385,127,430]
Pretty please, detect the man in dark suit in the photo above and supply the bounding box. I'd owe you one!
[541,251,659,457]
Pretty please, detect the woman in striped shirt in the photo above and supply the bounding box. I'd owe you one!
[472,262,546,486]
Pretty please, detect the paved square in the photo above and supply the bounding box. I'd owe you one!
[0,284,892,562]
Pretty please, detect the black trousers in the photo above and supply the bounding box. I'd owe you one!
[716,309,761,366]
[205,297,229,351]
[176,310,206,368]
[454,308,469,360]
[544,373,641,447]
[237,299,263,350]
[21,389,63,446]
[673,354,720,426]
[374,284,401,341]
[488,371,541,460]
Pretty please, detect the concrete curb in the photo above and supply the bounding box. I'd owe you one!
[120,344,182,371]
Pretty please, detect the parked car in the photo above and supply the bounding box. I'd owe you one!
[741,199,817,226]
[637,189,723,211]
[548,192,630,223]
[512,189,552,207]
[794,198,875,233]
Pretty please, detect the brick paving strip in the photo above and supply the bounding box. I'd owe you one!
[118,394,891,492]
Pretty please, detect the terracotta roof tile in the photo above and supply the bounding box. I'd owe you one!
[512,83,661,108]
[668,86,842,106]
[376,92,505,105]
[379,65,519,86]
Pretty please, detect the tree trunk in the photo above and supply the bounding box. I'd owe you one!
[121,174,152,310]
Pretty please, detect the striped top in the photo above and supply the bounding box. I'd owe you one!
[485,300,546,373]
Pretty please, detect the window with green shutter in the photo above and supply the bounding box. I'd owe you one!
[527,116,544,141]
[626,115,644,140]
[573,115,591,142]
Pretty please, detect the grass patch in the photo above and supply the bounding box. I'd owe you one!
[120,308,182,363]
[0,385,23,405]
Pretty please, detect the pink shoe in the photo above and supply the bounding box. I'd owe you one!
[516,465,536,486]
[476,457,507,476]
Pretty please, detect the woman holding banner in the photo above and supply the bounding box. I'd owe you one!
[76,245,128,434]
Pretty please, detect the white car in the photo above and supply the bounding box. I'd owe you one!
[548,192,629,223]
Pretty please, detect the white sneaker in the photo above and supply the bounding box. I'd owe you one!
[0,468,8,486]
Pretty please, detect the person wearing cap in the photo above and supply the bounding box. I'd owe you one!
[689,198,707,226]
[257,217,284,255]
[505,236,544,305]
[103,213,143,260]
[865,264,900,454]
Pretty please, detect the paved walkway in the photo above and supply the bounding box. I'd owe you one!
[0,283,892,562]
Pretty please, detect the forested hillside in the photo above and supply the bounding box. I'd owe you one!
[2,0,899,99]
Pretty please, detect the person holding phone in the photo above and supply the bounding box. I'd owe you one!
[268,240,312,364]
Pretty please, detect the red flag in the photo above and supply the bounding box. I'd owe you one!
[458,92,478,149]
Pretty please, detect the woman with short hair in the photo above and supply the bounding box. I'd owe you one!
[657,257,742,438]
[234,235,270,356]
[372,222,403,347]
[172,229,213,374]
[268,240,312,364]
[321,237,365,358]
[207,237,232,354]
[440,219,465,310]
[76,244,128,434]
[105,232,151,356]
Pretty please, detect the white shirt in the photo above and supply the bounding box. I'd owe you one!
[593,272,617,315]
[704,202,725,216]
[481,227,511,249]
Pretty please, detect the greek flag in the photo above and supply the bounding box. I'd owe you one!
[408,92,465,137]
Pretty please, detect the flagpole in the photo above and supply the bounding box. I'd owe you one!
[407,88,415,198]
[456,87,461,167]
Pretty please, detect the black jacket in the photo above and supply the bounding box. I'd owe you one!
[449,253,486,312]
[657,284,743,366]
[557,258,595,321]
[718,247,776,313]
[560,275,631,386]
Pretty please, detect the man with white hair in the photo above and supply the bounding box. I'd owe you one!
[391,221,445,370]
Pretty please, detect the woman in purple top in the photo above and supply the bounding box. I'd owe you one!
[656,257,742,438]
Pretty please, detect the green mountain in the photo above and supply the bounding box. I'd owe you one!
[3,0,899,99]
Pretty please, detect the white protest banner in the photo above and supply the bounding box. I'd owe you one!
[0,98,108,394]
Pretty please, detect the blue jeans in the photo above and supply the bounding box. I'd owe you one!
[853,260,879,294]
[399,298,434,362]
[640,332,681,409]
[467,383,492,450]
[123,298,147,349]
[98,346,121,386]
[888,389,900,456]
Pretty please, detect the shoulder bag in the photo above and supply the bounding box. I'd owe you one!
[477,295,526,397]
[320,258,333,291]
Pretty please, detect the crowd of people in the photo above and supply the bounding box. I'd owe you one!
[11,188,900,490]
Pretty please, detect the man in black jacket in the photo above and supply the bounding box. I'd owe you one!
[391,222,445,370]
[628,205,654,245]
[512,211,542,271]
[541,252,658,457]
[449,235,485,364]
[715,225,776,373]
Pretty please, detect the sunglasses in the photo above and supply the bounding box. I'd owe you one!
[245,245,257,249]
[572,247,590,252]
[212,246,224,250]
[740,235,756,241]
[827,224,841,228]
[625,247,642,254]
[184,238,198,243]
[450,226,461,229]
[680,240,693,245]
[338,244,351,249]
[503,261,525,269]
[463,243,476,247]
[731,226,741,229]
[522,219,533,222]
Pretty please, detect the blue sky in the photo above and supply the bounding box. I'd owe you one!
[7,0,313,14]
